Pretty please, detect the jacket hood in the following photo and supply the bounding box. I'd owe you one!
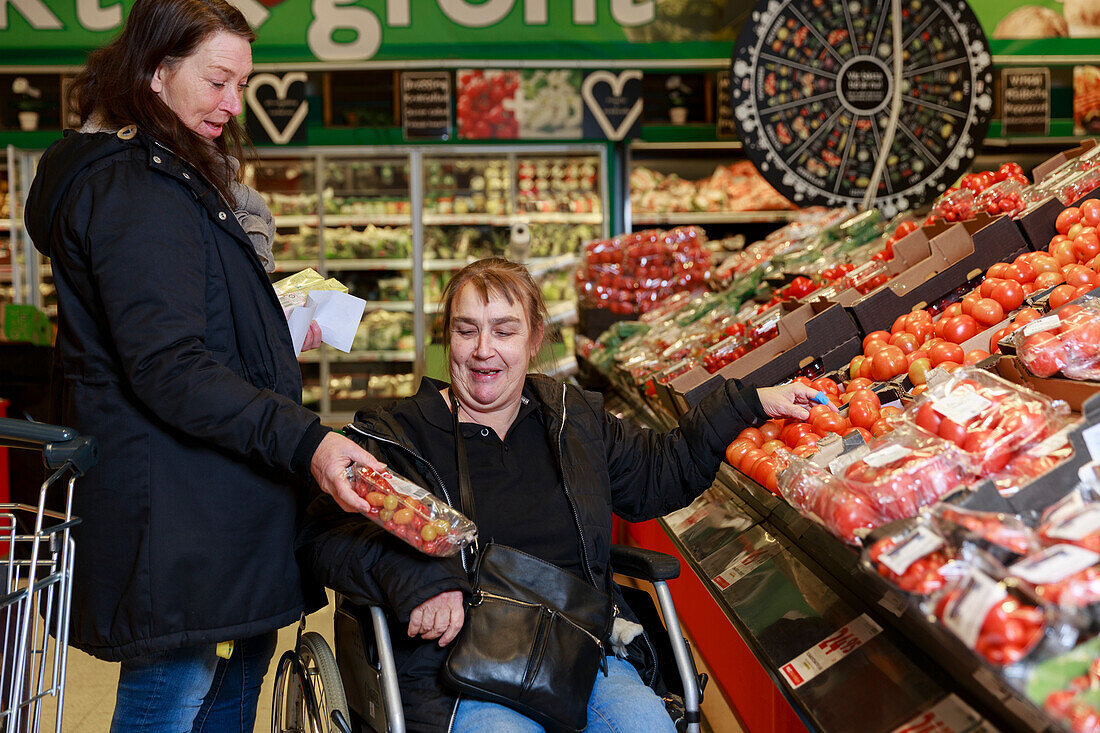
[25,130,136,256]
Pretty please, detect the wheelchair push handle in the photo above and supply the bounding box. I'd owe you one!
[0,416,98,473]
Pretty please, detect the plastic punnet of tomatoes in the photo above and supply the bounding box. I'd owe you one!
[776,453,886,544]
[933,504,1042,561]
[931,187,976,223]
[842,427,969,521]
[974,177,1030,218]
[841,260,891,295]
[902,367,1071,476]
[1016,299,1100,380]
[863,518,957,595]
[1009,543,1100,612]
[702,335,748,374]
[924,568,1071,668]
[348,464,477,556]
[987,430,1075,498]
[1039,488,1100,555]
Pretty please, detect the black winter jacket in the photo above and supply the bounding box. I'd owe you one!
[25,129,328,661]
[298,373,766,731]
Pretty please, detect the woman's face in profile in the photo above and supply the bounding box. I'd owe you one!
[150,30,252,140]
[448,284,538,415]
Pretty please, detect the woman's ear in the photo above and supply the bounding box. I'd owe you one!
[150,64,166,95]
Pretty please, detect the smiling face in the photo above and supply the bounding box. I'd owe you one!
[448,283,542,420]
[150,30,251,140]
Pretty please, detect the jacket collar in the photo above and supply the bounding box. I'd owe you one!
[404,376,543,437]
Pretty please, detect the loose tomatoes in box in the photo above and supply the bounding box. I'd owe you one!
[348,464,477,557]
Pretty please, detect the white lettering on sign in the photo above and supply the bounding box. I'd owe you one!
[438,0,514,27]
[612,0,655,24]
[779,614,882,689]
[308,0,382,61]
[889,694,984,733]
[76,0,119,31]
[387,0,410,26]
[0,0,62,30]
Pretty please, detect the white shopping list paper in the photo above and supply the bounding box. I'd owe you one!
[287,290,366,355]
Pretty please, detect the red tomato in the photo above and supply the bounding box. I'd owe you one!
[960,292,981,316]
[987,262,1010,278]
[889,332,920,354]
[848,400,880,431]
[1013,308,1042,327]
[782,423,815,448]
[938,417,969,446]
[989,280,1025,312]
[1075,230,1100,261]
[1005,261,1037,284]
[795,433,822,449]
[978,278,1000,299]
[942,315,979,344]
[970,298,1005,327]
[928,341,965,366]
[1049,284,1079,309]
[908,357,932,386]
[847,388,881,409]
[862,330,892,352]
[807,404,833,424]
[812,411,848,436]
[870,419,892,437]
[738,427,764,447]
[1064,264,1100,289]
[1030,254,1060,274]
[1051,240,1078,267]
[1060,309,1100,361]
[1081,199,1100,227]
[846,377,873,393]
[941,303,964,320]
[907,320,935,344]
[759,421,782,442]
[1034,271,1065,289]
[989,326,1012,353]
[846,427,873,442]
[1056,207,1082,235]
[915,402,942,434]
[792,444,817,458]
[811,377,840,396]
[849,355,865,381]
[964,349,991,365]
[760,439,786,455]
[1019,331,1067,377]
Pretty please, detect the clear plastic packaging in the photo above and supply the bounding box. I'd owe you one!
[863,518,956,595]
[841,260,891,295]
[933,504,1042,558]
[776,453,885,544]
[988,431,1075,497]
[901,366,1072,476]
[1009,544,1100,610]
[1038,489,1100,554]
[1016,299,1100,380]
[1027,637,1100,733]
[348,464,477,557]
[841,426,970,521]
[975,178,1029,218]
[931,187,975,223]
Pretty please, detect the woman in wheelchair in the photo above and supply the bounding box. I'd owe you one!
[298,257,824,732]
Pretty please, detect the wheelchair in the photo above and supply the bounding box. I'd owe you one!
[272,545,705,733]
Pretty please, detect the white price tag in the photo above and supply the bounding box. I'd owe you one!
[1022,315,1061,337]
[1048,505,1100,541]
[878,526,945,576]
[712,542,779,591]
[1082,423,1100,461]
[889,694,985,733]
[1010,544,1100,584]
[863,444,915,468]
[942,572,1006,649]
[779,614,882,689]
[1045,491,1086,527]
[828,445,869,476]
[664,503,710,534]
[932,389,993,425]
[1025,429,1070,458]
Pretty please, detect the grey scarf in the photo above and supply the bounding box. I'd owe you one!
[79,116,277,272]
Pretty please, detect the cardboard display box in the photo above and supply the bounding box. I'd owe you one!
[838,213,1028,336]
[1016,139,1100,250]
[666,300,861,413]
[1031,139,1098,182]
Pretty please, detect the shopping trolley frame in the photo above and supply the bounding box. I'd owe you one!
[0,417,95,733]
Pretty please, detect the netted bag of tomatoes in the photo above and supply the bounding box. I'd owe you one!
[923,567,1077,670]
[1038,488,1100,554]
[1016,300,1100,381]
[776,452,886,544]
[902,367,1072,477]
[933,504,1042,563]
[1008,543,1100,616]
[841,426,970,522]
[862,517,958,596]
[348,464,477,557]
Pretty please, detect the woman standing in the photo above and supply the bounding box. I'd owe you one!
[24,0,381,729]
[300,258,825,731]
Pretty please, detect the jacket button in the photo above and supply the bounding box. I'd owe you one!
[152,155,161,164]
[480,428,489,437]
[218,212,227,220]
[182,172,190,180]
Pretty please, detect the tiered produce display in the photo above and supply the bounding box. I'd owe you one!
[580,139,1100,732]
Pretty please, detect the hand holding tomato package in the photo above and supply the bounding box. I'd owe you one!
[348,464,477,557]
[902,367,1071,476]
[841,426,970,521]
[1016,299,1100,380]
[776,452,885,544]
[862,518,958,595]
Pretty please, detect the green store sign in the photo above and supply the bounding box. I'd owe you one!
[0,0,747,66]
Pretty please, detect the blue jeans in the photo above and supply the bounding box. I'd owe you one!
[109,631,277,733]
[452,655,677,733]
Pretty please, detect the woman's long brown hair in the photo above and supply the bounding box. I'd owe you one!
[68,0,254,204]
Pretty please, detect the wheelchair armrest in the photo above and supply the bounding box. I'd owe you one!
[610,545,680,582]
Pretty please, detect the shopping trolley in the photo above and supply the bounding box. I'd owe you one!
[0,417,96,733]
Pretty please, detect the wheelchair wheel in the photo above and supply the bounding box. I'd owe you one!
[272,632,350,733]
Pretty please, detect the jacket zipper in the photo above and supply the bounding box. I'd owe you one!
[556,385,598,587]
[446,696,460,733]
[345,423,466,573]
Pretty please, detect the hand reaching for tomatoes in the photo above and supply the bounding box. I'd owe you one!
[757,382,838,422]
[408,590,465,646]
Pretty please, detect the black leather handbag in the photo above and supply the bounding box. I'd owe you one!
[441,396,612,733]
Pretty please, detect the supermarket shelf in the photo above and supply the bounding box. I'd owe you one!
[272,259,322,273]
[273,214,412,227]
[423,212,602,226]
[424,254,578,273]
[299,349,415,364]
[362,301,442,314]
[632,211,800,226]
[547,301,577,326]
[322,258,413,271]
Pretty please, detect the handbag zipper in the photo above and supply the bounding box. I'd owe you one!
[345,423,467,572]
[473,591,605,649]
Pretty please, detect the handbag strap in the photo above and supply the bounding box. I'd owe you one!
[450,392,477,527]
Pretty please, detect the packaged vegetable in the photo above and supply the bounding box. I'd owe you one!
[1039,489,1100,554]
[348,464,477,557]
[1016,298,1100,380]
[862,518,957,595]
[777,453,885,544]
[933,504,1042,559]
[1009,544,1100,610]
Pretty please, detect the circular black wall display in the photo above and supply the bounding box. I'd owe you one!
[730,0,993,215]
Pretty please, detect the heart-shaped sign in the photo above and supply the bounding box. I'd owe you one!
[582,70,643,141]
[245,72,308,145]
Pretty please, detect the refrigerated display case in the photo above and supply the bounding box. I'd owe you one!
[249,144,609,425]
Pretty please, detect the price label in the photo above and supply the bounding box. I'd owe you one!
[664,504,710,534]
[942,571,1005,649]
[712,542,779,590]
[889,694,985,733]
[863,444,915,468]
[1082,423,1100,461]
[1022,315,1061,337]
[932,389,992,425]
[827,445,869,476]
[779,614,882,689]
[878,526,945,576]
[1025,429,1070,458]
[1010,544,1100,584]
[1048,505,1100,541]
